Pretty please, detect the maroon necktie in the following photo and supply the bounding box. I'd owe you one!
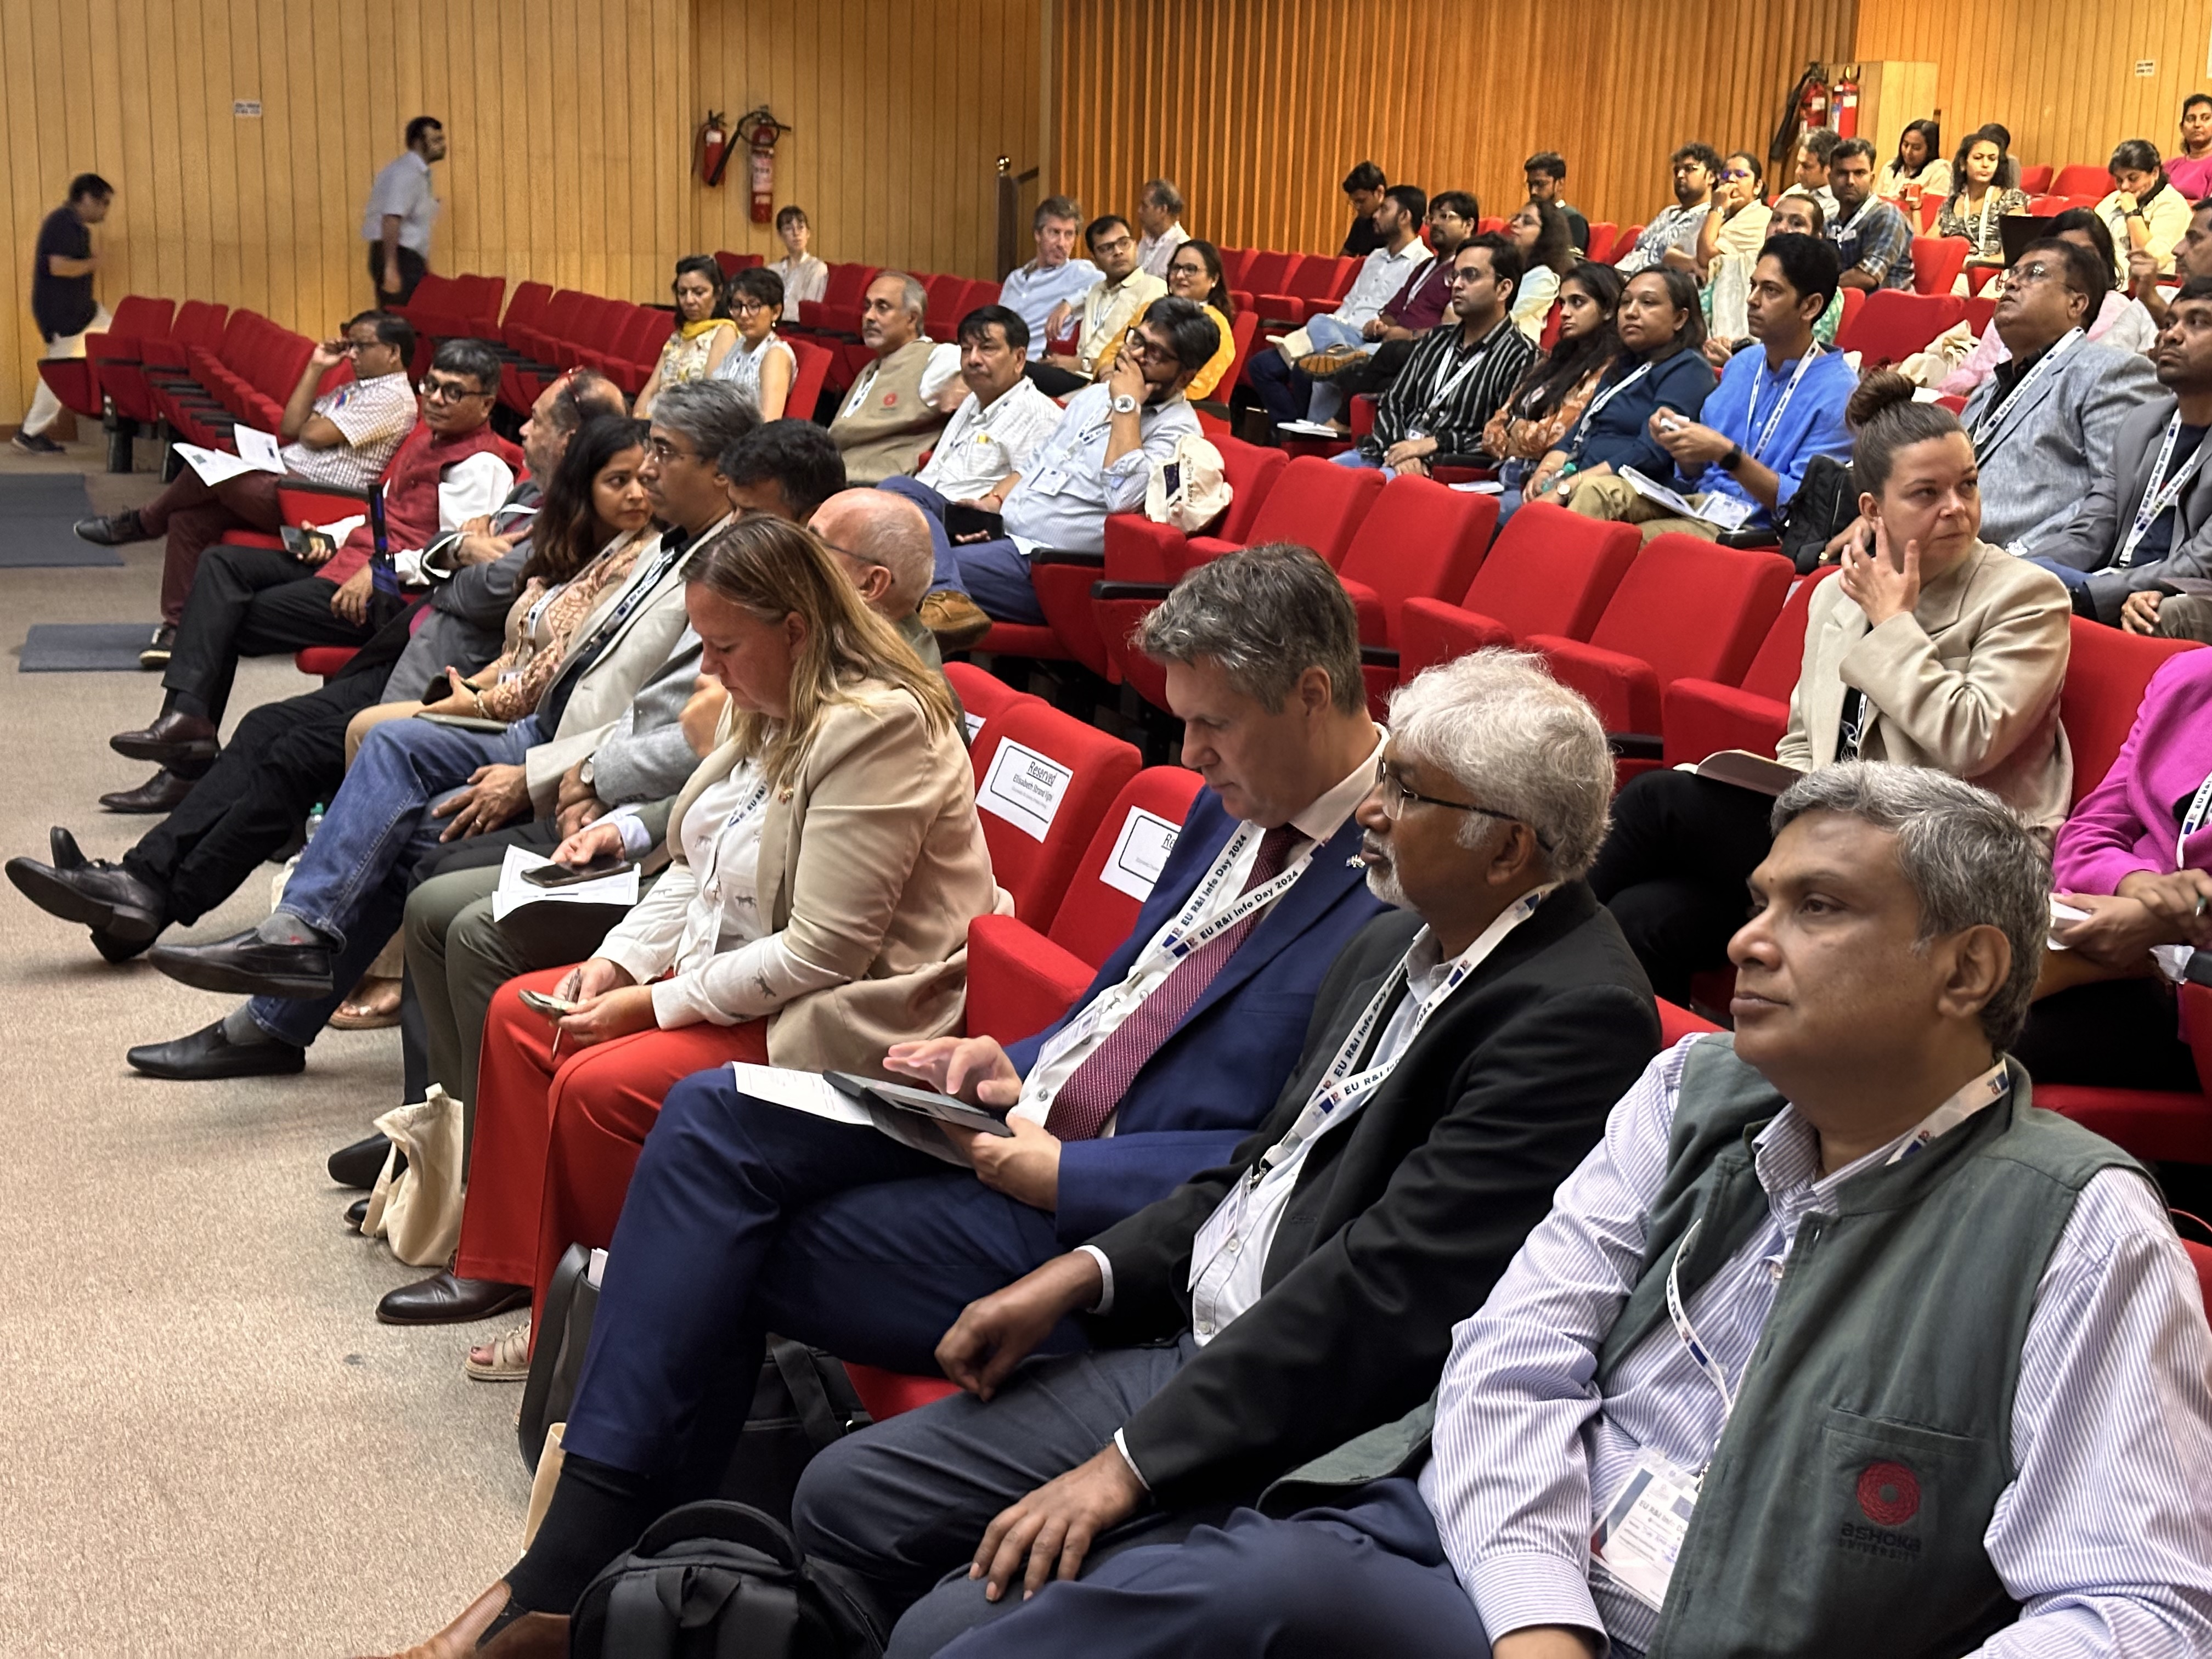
[1043,823,1306,1142]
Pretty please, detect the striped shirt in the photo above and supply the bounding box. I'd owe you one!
[1363,315,1536,464]
[279,371,417,489]
[1419,1036,2212,1656]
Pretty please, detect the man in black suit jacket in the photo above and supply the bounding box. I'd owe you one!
[791,649,1662,1654]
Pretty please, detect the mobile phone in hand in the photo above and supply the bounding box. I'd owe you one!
[518,988,580,1018]
[521,854,635,888]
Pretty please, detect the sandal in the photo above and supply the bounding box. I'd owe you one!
[330,973,403,1031]
[465,1321,531,1382]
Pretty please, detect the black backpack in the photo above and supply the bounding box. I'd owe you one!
[569,1500,885,1659]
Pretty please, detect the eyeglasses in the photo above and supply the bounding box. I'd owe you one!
[731,297,771,315]
[647,436,696,464]
[1120,329,1177,366]
[1997,259,2067,292]
[418,377,490,402]
[1372,758,1549,847]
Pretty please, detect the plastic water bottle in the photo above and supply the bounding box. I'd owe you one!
[305,803,325,843]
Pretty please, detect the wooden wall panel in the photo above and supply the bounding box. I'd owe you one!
[689,0,1043,281]
[1055,0,1856,254]
[1852,0,2212,180]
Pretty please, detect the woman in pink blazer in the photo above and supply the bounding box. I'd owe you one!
[2017,646,2212,1089]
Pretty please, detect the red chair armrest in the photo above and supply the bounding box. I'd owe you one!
[1525,634,1662,734]
[1337,576,1389,646]
[1660,680,1790,769]
[1398,599,1513,678]
[1102,515,1193,583]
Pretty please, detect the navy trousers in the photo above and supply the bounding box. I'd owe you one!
[874,476,965,595]
[558,1071,1073,1486]
[1246,347,1314,426]
[951,537,1046,625]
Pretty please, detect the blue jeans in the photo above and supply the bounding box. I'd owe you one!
[1329,447,1396,479]
[953,537,1047,625]
[247,714,539,1046]
[1300,314,1373,425]
[876,476,965,594]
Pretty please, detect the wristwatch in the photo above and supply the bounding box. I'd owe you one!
[1720,443,1746,473]
[1110,392,1140,415]
[578,757,596,788]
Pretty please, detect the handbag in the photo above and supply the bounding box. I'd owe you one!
[359,1085,466,1267]
[1144,433,1233,533]
[1778,454,1857,574]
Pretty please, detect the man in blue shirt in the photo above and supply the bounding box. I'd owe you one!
[1566,234,1853,542]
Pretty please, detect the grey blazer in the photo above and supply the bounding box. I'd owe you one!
[1960,336,2159,552]
[2032,394,2212,625]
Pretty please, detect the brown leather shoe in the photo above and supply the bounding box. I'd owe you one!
[99,768,195,814]
[354,1582,569,1658]
[377,1269,532,1325]
[109,709,219,766]
[919,589,993,652]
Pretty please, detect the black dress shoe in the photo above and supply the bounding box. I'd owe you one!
[99,769,195,814]
[346,1195,371,1232]
[6,844,164,941]
[377,1270,532,1326]
[73,508,145,544]
[147,929,334,998]
[328,1131,396,1190]
[126,1020,306,1081]
[110,709,219,766]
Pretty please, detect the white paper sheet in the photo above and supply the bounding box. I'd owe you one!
[173,443,264,486]
[1098,806,1181,901]
[232,424,284,472]
[977,738,1074,842]
[489,844,642,922]
[729,1062,873,1126]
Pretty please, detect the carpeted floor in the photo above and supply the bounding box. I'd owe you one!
[0,440,524,1655]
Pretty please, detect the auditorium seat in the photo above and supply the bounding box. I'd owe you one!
[794,262,881,337]
[35,294,173,423]
[1584,222,1617,265]
[2017,163,2054,195]
[965,765,1206,1047]
[1911,238,1968,297]
[2050,163,2111,199]
[2038,984,2212,1165]
[1658,998,1723,1044]
[1332,476,1498,714]
[967,701,1142,930]
[1527,534,1791,759]
[1837,291,1965,367]
[843,1363,958,1423]
[1609,225,1645,265]
[785,337,834,423]
[943,661,1041,740]
[1387,503,1639,682]
[1660,565,1841,766]
[2058,617,2204,805]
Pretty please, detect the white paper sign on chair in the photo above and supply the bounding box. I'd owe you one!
[1099,807,1181,901]
[978,740,1075,841]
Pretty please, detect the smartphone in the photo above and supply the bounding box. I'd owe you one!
[518,988,579,1018]
[522,855,635,888]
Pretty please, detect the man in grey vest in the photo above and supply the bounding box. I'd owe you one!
[931,763,2212,1659]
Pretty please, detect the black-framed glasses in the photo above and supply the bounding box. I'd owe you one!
[1120,328,1176,365]
[1372,758,1549,847]
[419,377,490,402]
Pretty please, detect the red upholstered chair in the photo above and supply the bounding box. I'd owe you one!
[2059,618,2204,804]
[1333,476,1498,715]
[1658,998,1723,1044]
[1391,503,1639,681]
[783,337,834,423]
[1527,534,1792,758]
[1214,308,1261,399]
[37,294,174,421]
[1837,291,1966,366]
[2024,194,2069,217]
[1583,222,1617,264]
[1246,252,1305,325]
[943,661,1041,740]
[1609,225,1645,265]
[1911,238,1970,297]
[2018,163,2055,195]
[967,702,1142,931]
[795,263,882,337]
[844,1364,959,1421]
[2051,163,2111,199]
[965,766,1207,1047]
[1963,295,1997,336]
[1661,566,1841,766]
[2037,985,2212,1165]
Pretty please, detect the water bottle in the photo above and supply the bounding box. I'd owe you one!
[305,802,325,843]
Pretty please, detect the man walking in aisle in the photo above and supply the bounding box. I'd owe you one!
[365,117,447,304]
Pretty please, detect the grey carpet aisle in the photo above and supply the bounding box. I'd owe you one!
[0,444,524,1655]
[0,472,125,567]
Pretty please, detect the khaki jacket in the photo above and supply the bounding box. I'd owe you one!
[1779,540,2073,833]
[829,338,949,484]
[664,679,1008,1073]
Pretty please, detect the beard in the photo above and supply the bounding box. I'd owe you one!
[1364,859,1410,911]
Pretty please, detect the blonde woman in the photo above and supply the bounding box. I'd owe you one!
[633,255,737,417]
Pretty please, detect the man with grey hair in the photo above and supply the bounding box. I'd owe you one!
[1135,178,1190,279]
[788,648,1661,1656]
[829,270,955,484]
[945,761,2212,1659]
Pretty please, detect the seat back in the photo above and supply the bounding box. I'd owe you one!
[944,661,1041,740]
[1336,475,1498,644]
[1658,998,1723,1043]
[2018,163,2055,195]
[1047,767,1209,968]
[500,281,554,341]
[1583,221,1617,262]
[1609,224,1645,264]
[105,295,174,341]
[1739,565,1841,702]
[172,300,230,350]
[1459,501,1638,640]
[1584,535,1792,692]
[2051,163,2111,198]
[1911,237,1968,297]
[822,262,880,309]
[1216,246,1255,287]
[1216,435,1290,544]
[2059,617,2205,803]
[1243,250,1298,297]
[785,337,834,421]
[1836,290,1965,366]
[1234,456,1384,567]
[1289,255,1350,301]
[1216,308,1261,399]
[1963,294,1997,336]
[967,702,1142,930]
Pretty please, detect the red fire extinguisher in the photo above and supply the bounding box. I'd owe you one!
[695,111,733,188]
[1800,69,1831,135]
[1832,67,1860,140]
[738,107,792,225]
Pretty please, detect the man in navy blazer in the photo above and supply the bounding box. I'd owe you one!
[410,548,1389,1650]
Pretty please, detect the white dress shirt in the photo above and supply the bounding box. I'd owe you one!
[1000,382,1199,556]
[1015,733,1385,1139]
[916,377,1064,501]
[596,757,846,1029]
[1329,240,1427,331]
[1137,223,1190,280]
[1420,1036,2212,1656]
[998,258,1103,360]
[361,151,439,252]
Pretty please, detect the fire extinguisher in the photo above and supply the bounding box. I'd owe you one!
[696,111,733,188]
[1801,69,1831,135]
[1832,67,1860,140]
[1771,61,1830,165]
[738,106,792,225]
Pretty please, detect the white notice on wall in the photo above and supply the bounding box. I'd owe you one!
[977,739,1074,841]
[1098,807,1181,901]
[2137,59,2158,76]
[234,99,262,117]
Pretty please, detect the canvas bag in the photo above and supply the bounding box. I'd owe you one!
[1145,432,1233,532]
[359,1085,466,1267]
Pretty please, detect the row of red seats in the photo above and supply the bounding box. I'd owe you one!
[143,309,334,448]
[387,272,507,354]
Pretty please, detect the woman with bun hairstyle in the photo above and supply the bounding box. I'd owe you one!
[1587,369,2073,1001]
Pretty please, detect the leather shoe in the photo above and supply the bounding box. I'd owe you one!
[328,1131,397,1190]
[73,509,147,546]
[99,768,196,814]
[148,928,332,997]
[919,588,994,652]
[376,1270,531,1326]
[126,1020,306,1081]
[110,709,219,766]
[353,1582,569,1658]
[6,835,164,941]
[346,1195,371,1232]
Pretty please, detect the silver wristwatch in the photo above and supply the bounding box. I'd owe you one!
[1110,392,1140,415]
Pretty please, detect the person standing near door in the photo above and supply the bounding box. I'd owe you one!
[363,116,445,304]
[14,173,114,456]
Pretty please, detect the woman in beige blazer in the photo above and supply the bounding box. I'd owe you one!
[1591,370,2073,1002]
[444,511,1003,1322]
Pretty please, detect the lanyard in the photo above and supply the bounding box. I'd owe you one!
[523,577,568,634]
[1568,362,1654,456]
[1884,1064,2010,1165]
[1152,820,1315,963]
[1746,348,1822,461]
[2119,412,2210,567]
[1971,329,2081,442]
[2179,772,2212,868]
[1666,1217,1738,1452]
[1417,327,1502,426]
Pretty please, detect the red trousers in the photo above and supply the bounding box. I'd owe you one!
[454,966,768,1311]
[140,467,285,624]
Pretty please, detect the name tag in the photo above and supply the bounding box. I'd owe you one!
[977,738,1074,842]
[1098,807,1181,901]
[1701,494,1756,532]
[1593,1453,1700,1611]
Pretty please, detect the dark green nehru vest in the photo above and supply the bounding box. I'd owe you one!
[1600,1035,2146,1659]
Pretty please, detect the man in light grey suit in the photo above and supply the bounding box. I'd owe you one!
[1962,236,2160,553]
[2034,276,2212,627]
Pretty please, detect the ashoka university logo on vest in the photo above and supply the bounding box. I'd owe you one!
[1857,1460,1921,1526]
